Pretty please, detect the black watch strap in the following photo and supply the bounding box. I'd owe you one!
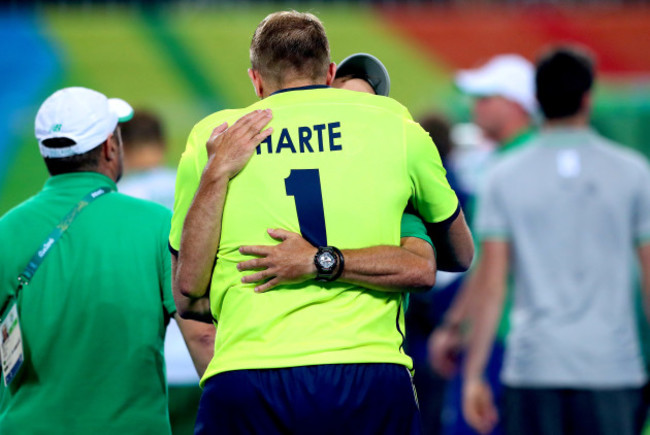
[314,246,344,282]
[329,246,344,281]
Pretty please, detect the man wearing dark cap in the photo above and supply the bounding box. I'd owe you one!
[333,52,391,96]
[0,87,202,434]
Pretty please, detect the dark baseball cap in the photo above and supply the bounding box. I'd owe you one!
[336,53,391,97]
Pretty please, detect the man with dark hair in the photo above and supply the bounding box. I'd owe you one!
[43,136,106,175]
[119,111,176,208]
[535,47,594,120]
[0,87,206,434]
[171,11,473,434]
[333,52,391,97]
[461,46,650,435]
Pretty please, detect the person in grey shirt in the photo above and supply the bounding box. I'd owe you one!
[461,46,650,435]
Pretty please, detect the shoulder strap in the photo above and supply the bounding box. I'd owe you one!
[14,186,114,298]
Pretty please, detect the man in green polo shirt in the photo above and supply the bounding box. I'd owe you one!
[0,87,210,434]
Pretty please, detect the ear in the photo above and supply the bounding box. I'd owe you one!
[325,62,337,86]
[102,133,119,162]
[248,68,264,99]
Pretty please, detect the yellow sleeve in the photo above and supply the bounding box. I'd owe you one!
[169,109,250,254]
[405,119,459,224]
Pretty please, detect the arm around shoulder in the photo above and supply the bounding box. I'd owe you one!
[425,207,474,272]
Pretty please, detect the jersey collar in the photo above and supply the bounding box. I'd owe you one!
[43,171,117,193]
[497,128,536,155]
[270,84,330,96]
[537,126,596,146]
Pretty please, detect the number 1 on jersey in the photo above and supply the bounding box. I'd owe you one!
[285,169,327,247]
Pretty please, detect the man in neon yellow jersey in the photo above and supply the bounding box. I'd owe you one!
[236,52,436,295]
[173,51,437,368]
[171,11,473,434]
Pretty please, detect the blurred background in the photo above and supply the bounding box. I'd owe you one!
[1,2,650,433]
[1,0,649,214]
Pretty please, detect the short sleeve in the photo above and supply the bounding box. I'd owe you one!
[633,160,650,245]
[169,127,203,255]
[474,167,510,241]
[405,120,459,224]
[400,213,433,246]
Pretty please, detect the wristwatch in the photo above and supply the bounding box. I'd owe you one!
[314,246,343,282]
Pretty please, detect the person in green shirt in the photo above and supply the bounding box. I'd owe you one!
[0,87,211,435]
[428,54,537,435]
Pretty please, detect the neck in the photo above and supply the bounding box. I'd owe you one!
[263,78,326,98]
[544,111,589,129]
[124,147,165,172]
[94,157,121,182]
[497,116,530,146]
[94,166,117,182]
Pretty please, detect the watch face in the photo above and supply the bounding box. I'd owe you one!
[318,252,336,271]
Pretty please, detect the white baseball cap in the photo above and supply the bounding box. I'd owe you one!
[336,53,391,97]
[455,54,537,115]
[35,87,134,158]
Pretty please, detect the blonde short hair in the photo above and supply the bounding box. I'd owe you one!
[250,11,330,87]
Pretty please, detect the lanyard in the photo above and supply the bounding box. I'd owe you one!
[14,186,113,298]
[0,186,113,387]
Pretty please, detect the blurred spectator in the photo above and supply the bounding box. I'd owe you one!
[406,113,470,434]
[447,122,494,209]
[428,54,537,435]
[120,111,212,435]
[419,114,470,214]
[119,111,176,208]
[462,46,650,435]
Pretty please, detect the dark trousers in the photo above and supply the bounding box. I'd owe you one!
[504,386,644,435]
[195,363,422,435]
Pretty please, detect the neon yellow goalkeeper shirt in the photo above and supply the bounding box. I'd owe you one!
[170,86,459,384]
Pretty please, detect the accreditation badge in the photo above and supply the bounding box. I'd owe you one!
[0,300,24,386]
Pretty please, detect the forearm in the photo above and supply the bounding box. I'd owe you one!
[462,287,504,381]
[239,233,436,294]
[443,268,483,328]
[172,254,214,323]
[175,314,215,377]
[339,243,435,293]
[462,241,509,381]
[174,293,213,323]
[175,171,229,300]
[638,244,650,324]
[173,169,226,321]
[427,209,474,272]
[439,283,473,333]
